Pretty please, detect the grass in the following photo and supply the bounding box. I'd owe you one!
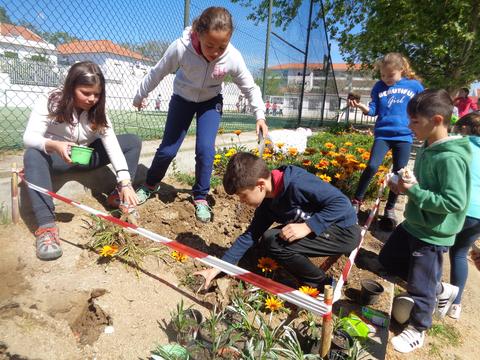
[0,105,372,151]
[427,323,461,346]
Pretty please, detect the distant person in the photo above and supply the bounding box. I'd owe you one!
[272,102,278,116]
[447,112,480,319]
[236,95,243,112]
[380,89,471,353]
[133,7,268,222]
[453,87,477,117]
[195,152,361,291]
[265,100,271,115]
[23,61,141,261]
[155,94,161,111]
[348,52,424,230]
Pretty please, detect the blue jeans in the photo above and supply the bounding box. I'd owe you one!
[449,216,480,304]
[24,134,141,227]
[145,94,222,200]
[379,224,448,331]
[354,139,411,209]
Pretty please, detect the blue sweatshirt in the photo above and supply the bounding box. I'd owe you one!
[221,165,358,264]
[467,136,480,219]
[367,78,424,142]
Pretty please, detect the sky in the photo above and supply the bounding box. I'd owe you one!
[4,0,344,67]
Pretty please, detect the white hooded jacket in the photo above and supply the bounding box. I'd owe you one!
[133,27,265,120]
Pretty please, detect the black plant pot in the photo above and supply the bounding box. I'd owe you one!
[360,279,384,305]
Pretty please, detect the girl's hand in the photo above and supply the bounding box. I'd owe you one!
[194,268,222,290]
[348,100,369,114]
[256,119,268,137]
[119,183,138,207]
[133,98,147,111]
[46,140,75,164]
[280,223,312,243]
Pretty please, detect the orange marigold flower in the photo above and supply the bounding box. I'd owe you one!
[265,296,283,312]
[378,165,389,173]
[356,147,366,154]
[265,139,272,145]
[299,286,320,298]
[330,159,339,167]
[171,251,188,262]
[339,147,348,153]
[233,130,242,136]
[302,159,312,166]
[288,147,298,156]
[324,142,336,150]
[276,142,285,149]
[361,152,371,161]
[257,257,279,273]
[99,245,119,257]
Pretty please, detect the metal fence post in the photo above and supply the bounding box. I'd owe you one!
[297,0,314,127]
[184,0,190,28]
[261,0,273,101]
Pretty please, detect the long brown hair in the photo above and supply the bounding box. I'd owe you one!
[377,52,419,80]
[455,112,480,136]
[48,61,108,130]
[192,7,233,36]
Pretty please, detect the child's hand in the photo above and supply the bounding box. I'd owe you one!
[397,177,415,194]
[119,184,138,207]
[256,119,268,137]
[280,223,312,243]
[46,140,75,164]
[194,268,221,290]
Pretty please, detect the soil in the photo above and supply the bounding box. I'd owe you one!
[1,178,479,359]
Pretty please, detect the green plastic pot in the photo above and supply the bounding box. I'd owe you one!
[71,145,93,165]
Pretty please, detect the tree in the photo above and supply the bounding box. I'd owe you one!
[120,40,170,64]
[231,0,480,92]
[0,6,12,24]
[41,31,79,46]
[254,70,285,96]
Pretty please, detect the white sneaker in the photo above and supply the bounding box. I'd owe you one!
[391,326,425,353]
[435,282,459,319]
[448,304,461,319]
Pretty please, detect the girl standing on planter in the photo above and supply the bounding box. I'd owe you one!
[23,61,141,261]
[348,53,424,230]
[133,6,268,223]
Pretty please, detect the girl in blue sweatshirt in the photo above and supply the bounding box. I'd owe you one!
[349,53,423,229]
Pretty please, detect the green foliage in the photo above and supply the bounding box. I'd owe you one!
[428,323,461,347]
[0,6,12,24]
[0,202,10,225]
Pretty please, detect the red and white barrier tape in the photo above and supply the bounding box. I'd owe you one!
[332,176,389,302]
[19,175,332,316]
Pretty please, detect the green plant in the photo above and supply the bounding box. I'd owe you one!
[428,323,461,347]
[171,300,201,345]
[273,326,321,359]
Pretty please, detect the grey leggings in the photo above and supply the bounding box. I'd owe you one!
[24,134,141,227]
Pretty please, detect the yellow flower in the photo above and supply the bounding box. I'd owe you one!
[276,142,285,149]
[171,251,188,262]
[225,148,237,157]
[218,127,225,135]
[257,257,279,273]
[358,163,367,170]
[265,296,283,312]
[99,245,118,257]
[214,154,222,160]
[299,286,320,298]
[318,174,332,182]
[327,151,339,157]
[344,142,353,146]
[378,165,389,173]
[288,147,298,156]
[262,153,273,160]
[314,159,329,170]
[356,147,366,154]
[233,130,242,136]
[213,159,220,165]
[339,147,348,153]
[330,160,339,167]
[302,159,312,167]
[334,172,345,180]
[324,142,336,150]
[265,140,272,145]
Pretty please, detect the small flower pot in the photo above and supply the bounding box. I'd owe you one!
[70,145,93,165]
[360,279,384,305]
[152,343,188,360]
[331,329,353,353]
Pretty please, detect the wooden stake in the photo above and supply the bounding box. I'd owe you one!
[320,285,334,358]
[11,163,19,224]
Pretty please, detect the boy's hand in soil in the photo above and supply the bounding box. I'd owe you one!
[280,223,312,243]
[194,268,221,290]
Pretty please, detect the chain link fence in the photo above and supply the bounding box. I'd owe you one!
[1,0,348,150]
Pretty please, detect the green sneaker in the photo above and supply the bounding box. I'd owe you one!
[136,184,160,205]
[194,200,212,222]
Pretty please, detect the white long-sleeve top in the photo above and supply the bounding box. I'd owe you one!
[23,94,131,182]
[133,27,266,120]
